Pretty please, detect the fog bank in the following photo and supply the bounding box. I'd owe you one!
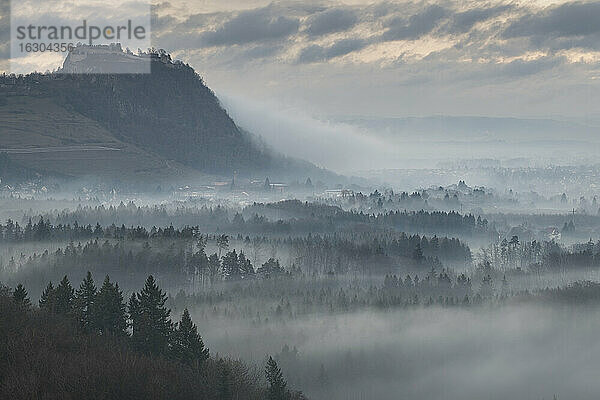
[197,304,600,400]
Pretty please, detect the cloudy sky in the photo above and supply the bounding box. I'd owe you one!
[147,0,600,119]
[3,0,600,119]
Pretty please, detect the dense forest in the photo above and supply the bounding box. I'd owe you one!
[0,276,303,400]
[1,225,470,298]
[13,199,492,240]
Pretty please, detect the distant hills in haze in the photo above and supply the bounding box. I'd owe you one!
[333,115,600,170]
[0,45,332,185]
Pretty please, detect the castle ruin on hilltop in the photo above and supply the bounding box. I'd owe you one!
[61,43,182,74]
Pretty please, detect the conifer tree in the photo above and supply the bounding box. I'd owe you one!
[238,251,254,278]
[74,271,97,331]
[258,258,284,279]
[96,275,127,336]
[265,356,289,400]
[172,308,209,368]
[54,275,74,315]
[222,249,240,280]
[130,275,173,354]
[216,234,229,258]
[39,282,56,313]
[13,283,31,308]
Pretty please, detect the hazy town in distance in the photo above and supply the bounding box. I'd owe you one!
[1,1,600,399]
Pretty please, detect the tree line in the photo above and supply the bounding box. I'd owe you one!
[6,275,298,400]
[35,272,209,366]
[481,236,600,271]
[168,266,512,324]
[3,228,471,297]
[19,199,492,238]
[0,217,200,243]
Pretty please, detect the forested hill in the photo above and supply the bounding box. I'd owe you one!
[0,278,304,400]
[58,52,267,174]
[0,48,331,182]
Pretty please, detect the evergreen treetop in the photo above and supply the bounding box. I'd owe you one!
[74,271,97,331]
[13,283,31,308]
[266,356,289,400]
[172,308,209,368]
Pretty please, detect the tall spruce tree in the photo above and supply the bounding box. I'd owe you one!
[130,275,172,354]
[74,271,97,331]
[54,275,74,315]
[96,275,127,336]
[13,284,31,308]
[172,308,209,368]
[265,356,289,400]
[39,282,56,313]
[222,250,240,280]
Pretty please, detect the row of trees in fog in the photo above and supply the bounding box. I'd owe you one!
[169,271,600,326]
[0,217,197,242]
[15,200,492,238]
[2,227,471,293]
[481,236,600,271]
[170,268,511,322]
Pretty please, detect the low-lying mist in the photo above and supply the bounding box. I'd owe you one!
[219,93,399,173]
[220,93,600,178]
[194,303,600,400]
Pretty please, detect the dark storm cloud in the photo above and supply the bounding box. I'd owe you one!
[305,8,358,36]
[296,38,369,64]
[504,1,600,39]
[200,6,299,47]
[383,5,448,41]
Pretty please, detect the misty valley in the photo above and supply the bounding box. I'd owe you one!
[2,5,600,395]
[3,180,600,399]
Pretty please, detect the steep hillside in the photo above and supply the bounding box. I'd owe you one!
[0,95,198,181]
[0,47,333,183]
